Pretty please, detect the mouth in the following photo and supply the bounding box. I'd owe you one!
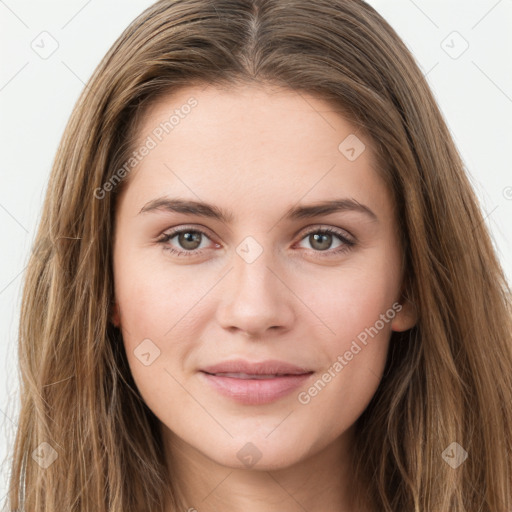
[198,360,314,405]
[202,371,309,379]
[200,358,313,376]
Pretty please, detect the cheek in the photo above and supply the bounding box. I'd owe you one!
[298,253,401,348]
[310,275,393,389]
[293,281,395,439]
[114,249,208,339]
[112,253,192,398]
[292,251,400,410]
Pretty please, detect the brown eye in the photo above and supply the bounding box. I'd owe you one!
[297,227,356,257]
[309,232,333,251]
[158,227,214,257]
[177,231,203,250]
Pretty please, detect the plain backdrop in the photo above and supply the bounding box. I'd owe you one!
[0,0,511,505]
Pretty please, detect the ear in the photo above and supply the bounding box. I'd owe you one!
[111,301,121,328]
[391,298,418,332]
[391,279,418,332]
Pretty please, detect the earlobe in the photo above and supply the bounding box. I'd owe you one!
[391,298,418,332]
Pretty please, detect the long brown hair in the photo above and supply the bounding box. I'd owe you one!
[7,0,512,510]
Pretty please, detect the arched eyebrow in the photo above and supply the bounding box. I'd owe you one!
[138,197,378,223]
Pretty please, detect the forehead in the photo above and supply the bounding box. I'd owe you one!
[137,82,363,154]
[122,83,391,220]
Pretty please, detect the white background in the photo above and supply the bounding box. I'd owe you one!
[1,0,511,506]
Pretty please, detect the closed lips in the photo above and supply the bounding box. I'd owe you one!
[200,359,313,377]
[200,359,315,405]
[202,372,311,379]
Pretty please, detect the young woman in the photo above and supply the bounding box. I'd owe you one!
[8,0,512,511]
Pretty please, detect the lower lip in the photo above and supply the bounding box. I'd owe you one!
[199,371,314,405]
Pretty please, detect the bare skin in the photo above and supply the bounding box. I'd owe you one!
[112,83,416,511]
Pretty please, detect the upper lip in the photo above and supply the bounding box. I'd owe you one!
[200,359,313,376]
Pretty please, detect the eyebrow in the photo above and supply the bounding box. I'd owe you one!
[138,196,378,223]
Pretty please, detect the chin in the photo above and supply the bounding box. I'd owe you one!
[199,435,311,471]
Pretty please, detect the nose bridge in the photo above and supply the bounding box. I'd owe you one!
[216,234,294,335]
[231,234,280,302]
[233,236,274,293]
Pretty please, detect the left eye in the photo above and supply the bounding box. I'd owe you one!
[296,227,355,253]
[158,228,214,256]
[157,226,355,257]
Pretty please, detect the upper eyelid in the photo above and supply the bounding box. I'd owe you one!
[296,225,354,241]
[160,224,217,241]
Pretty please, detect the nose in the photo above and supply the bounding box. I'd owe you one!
[215,242,296,338]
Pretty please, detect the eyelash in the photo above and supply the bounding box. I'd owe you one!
[157,225,356,259]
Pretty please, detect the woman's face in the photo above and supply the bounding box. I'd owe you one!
[112,83,416,471]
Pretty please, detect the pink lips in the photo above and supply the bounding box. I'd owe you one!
[199,359,314,405]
